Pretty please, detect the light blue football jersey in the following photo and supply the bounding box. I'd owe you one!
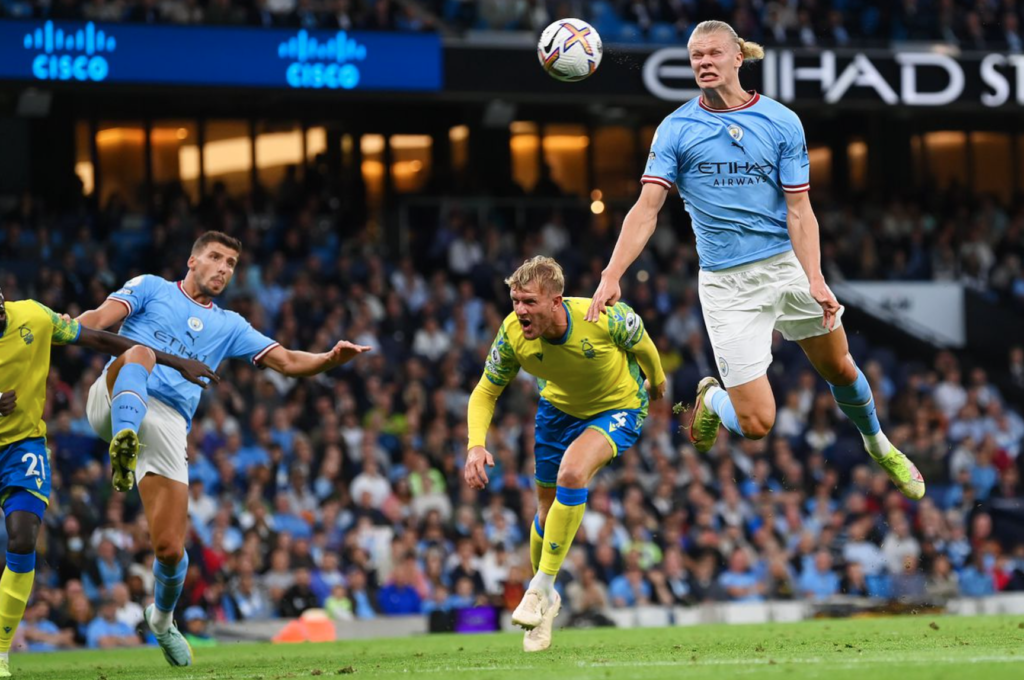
[106,275,279,427]
[642,92,810,271]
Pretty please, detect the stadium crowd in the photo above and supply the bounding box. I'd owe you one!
[4,1,1024,50]
[0,171,1023,652]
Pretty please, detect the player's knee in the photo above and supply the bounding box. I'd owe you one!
[556,465,588,490]
[739,414,774,440]
[822,353,858,386]
[6,533,36,555]
[124,344,157,369]
[153,539,184,565]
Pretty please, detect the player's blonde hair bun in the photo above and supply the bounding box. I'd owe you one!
[690,20,765,63]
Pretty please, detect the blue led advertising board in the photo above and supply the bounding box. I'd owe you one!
[0,20,442,91]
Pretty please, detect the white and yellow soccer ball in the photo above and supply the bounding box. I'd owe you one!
[537,19,603,82]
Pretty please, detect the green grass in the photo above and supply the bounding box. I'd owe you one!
[11,614,1024,680]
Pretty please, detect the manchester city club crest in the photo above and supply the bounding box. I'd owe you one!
[727,125,743,142]
[718,356,729,377]
[188,316,204,332]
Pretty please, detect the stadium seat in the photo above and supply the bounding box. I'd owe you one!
[649,23,678,45]
[616,23,644,44]
[866,574,892,599]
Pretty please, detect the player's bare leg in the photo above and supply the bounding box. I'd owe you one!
[105,346,156,492]
[798,329,924,499]
[691,374,775,451]
[139,474,194,666]
[515,429,611,651]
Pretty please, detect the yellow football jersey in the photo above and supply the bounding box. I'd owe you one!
[482,298,653,420]
[0,300,81,446]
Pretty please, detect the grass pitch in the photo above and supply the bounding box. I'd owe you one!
[13,614,1024,680]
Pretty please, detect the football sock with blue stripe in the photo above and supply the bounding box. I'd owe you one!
[0,551,35,653]
[532,487,587,594]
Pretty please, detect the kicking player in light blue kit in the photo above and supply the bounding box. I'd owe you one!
[587,20,924,501]
[78,231,370,666]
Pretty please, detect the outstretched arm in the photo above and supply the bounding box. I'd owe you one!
[76,298,130,330]
[586,183,669,321]
[42,303,218,388]
[785,191,840,330]
[258,340,371,378]
[75,326,220,388]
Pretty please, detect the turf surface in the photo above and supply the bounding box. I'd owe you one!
[11,614,1024,680]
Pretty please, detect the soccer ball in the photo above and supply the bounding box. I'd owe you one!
[537,19,603,82]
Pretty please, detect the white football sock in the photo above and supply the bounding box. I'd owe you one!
[864,430,891,460]
[529,570,555,596]
[704,385,723,412]
[150,607,173,634]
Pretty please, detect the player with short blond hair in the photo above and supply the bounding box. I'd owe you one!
[465,256,666,652]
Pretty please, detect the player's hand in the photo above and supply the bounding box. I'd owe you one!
[464,446,495,490]
[325,340,372,368]
[0,390,16,417]
[59,313,72,324]
[176,358,221,389]
[645,379,667,402]
[586,274,622,322]
[809,278,841,331]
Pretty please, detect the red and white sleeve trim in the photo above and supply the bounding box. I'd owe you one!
[252,342,281,366]
[782,183,810,193]
[108,296,133,316]
[641,175,673,189]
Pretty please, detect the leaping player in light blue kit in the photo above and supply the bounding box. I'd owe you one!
[587,20,924,501]
[77,231,370,667]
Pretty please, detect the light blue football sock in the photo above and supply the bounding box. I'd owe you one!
[709,388,744,436]
[154,551,188,613]
[111,363,150,434]
[828,368,880,436]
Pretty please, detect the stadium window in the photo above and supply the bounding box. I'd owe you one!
[450,125,469,173]
[808,145,832,192]
[96,122,146,210]
[361,133,385,208]
[921,131,968,192]
[390,134,432,194]
[199,121,253,197]
[970,132,1013,203]
[255,122,304,192]
[848,139,867,193]
[150,121,199,204]
[306,127,327,164]
[75,121,93,197]
[639,125,656,157]
[510,121,540,192]
[593,126,636,199]
[542,123,589,197]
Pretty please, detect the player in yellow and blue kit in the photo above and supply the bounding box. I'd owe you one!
[464,257,665,653]
[0,286,214,678]
[588,20,924,502]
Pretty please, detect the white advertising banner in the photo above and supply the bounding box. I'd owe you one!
[832,281,965,348]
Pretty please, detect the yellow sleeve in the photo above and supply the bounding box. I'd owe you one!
[630,324,666,388]
[467,377,506,449]
[33,301,81,346]
[606,301,665,386]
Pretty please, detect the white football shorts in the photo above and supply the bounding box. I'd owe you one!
[86,373,190,485]
[698,250,844,389]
